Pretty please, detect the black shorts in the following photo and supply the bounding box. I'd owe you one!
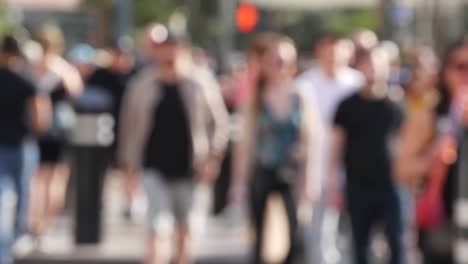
[39,139,63,163]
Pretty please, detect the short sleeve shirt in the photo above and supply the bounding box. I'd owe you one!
[334,93,403,186]
[143,83,193,179]
[0,67,37,145]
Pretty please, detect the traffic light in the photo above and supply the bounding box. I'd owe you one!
[236,3,259,33]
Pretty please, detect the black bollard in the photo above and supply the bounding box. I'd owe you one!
[71,87,114,244]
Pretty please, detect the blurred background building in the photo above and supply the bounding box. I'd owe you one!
[0,0,466,57]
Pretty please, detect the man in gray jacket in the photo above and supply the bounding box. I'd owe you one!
[118,24,229,264]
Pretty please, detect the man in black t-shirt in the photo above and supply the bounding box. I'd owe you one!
[0,35,50,264]
[330,49,404,264]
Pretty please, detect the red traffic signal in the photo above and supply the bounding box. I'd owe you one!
[236,3,259,33]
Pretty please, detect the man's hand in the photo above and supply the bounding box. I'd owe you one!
[196,158,221,185]
[437,135,458,165]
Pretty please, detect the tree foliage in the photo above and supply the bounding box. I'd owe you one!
[325,9,379,37]
[0,2,12,38]
[134,0,186,27]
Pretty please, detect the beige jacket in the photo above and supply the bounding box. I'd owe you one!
[118,65,230,170]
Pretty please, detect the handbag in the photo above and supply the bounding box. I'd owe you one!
[415,136,456,230]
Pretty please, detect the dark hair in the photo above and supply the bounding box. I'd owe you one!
[247,32,282,59]
[437,36,468,115]
[314,33,339,51]
[352,48,372,68]
[2,35,21,56]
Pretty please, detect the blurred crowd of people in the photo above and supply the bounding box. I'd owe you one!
[1,20,468,264]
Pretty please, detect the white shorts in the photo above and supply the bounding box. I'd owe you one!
[141,170,194,234]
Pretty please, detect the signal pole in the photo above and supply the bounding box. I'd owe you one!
[218,0,236,73]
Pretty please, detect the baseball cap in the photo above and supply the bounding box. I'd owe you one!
[68,43,96,65]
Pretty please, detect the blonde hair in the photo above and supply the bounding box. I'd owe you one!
[36,24,65,54]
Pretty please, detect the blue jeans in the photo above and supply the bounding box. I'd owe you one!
[0,144,23,264]
[346,184,404,264]
[16,140,38,238]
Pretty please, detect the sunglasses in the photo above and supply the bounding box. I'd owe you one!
[450,61,468,73]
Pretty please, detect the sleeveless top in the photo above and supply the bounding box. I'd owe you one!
[255,94,302,175]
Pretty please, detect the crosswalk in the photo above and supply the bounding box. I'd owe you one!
[14,215,250,264]
[14,174,251,264]
[13,173,420,264]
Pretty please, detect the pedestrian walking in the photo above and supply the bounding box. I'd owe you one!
[400,37,468,264]
[1,35,41,242]
[118,24,229,264]
[330,48,405,264]
[86,45,137,220]
[28,24,83,236]
[297,33,363,263]
[0,34,50,264]
[232,35,323,264]
[394,46,439,263]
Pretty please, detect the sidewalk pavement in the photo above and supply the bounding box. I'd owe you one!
[14,173,250,264]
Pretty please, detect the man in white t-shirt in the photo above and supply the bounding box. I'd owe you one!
[299,36,363,125]
[297,34,363,264]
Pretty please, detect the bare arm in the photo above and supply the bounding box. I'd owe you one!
[329,126,345,194]
[299,91,324,202]
[49,56,84,97]
[28,95,51,134]
[230,105,254,202]
[61,64,84,97]
[394,111,436,186]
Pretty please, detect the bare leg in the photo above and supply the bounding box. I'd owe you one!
[47,163,69,220]
[145,234,172,264]
[145,235,157,264]
[31,162,69,234]
[123,172,138,218]
[29,165,53,235]
[175,226,192,264]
